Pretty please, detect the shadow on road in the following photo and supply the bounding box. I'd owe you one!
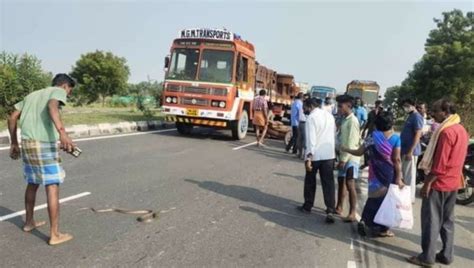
[184,179,474,264]
[273,172,306,182]
[0,206,49,242]
[184,179,353,245]
[243,146,304,164]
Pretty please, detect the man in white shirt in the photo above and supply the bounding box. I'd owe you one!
[298,98,337,223]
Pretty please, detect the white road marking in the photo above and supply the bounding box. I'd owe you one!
[350,238,354,250]
[0,129,176,151]
[232,141,258,150]
[347,260,357,268]
[0,192,91,221]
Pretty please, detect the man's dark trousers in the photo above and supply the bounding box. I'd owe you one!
[303,159,336,213]
[286,126,298,153]
[418,190,456,264]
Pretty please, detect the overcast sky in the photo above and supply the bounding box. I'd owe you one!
[1,0,472,94]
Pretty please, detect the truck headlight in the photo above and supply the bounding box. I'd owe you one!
[211,101,219,107]
[219,101,226,108]
[172,97,178,104]
[165,97,172,103]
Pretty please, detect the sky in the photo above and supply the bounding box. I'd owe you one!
[0,0,472,94]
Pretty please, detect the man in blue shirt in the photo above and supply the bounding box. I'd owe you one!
[286,92,303,154]
[353,97,368,129]
[400,98,424,203]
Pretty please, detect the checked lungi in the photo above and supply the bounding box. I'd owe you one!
[21,140,65,185]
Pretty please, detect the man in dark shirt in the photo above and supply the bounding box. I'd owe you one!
[400,98,424,203]
[407,99,469,267]
[362,100,383,138]
[361,100,383,169]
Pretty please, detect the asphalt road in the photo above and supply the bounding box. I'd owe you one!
[0,128,473,267]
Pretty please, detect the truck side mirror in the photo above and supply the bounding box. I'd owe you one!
[164,56,170,70]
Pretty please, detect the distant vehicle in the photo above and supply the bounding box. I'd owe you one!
[310,86,337,99]
[346,80,380,108]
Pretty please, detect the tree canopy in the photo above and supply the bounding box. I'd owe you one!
[386,9,473,133]
[70,50,130,106]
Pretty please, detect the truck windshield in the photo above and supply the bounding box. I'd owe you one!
[167,48,200,80]
[199,50,234,83]
[311,91,327,99]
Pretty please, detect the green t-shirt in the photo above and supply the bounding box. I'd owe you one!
[339,113,361,163]
[14,87,67,142]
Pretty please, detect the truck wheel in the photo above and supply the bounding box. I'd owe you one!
[176,122,193,135]
[231,110,248,140]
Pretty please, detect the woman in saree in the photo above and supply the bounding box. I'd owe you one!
[342,111,404,237]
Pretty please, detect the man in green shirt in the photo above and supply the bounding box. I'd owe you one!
[335,94,361,222]
[8,73,76,246]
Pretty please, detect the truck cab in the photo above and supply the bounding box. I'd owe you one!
[162,28,256,139]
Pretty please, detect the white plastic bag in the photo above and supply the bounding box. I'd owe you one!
[374,184,414,229]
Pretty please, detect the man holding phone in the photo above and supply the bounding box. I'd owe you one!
[8,73,76,246]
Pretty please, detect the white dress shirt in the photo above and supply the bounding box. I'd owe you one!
[305,108,336,161]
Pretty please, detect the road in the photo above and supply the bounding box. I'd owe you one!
[0,128,473,267]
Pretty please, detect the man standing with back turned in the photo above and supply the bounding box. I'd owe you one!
[298,98,337,223]
[286,92,304,154]
[8,74,76,246]
[408,99,468,267]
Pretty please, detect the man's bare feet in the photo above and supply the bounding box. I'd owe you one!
[49,233,73,246]
[23,221,46,232]
[335,208,343,215]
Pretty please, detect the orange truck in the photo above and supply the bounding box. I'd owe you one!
[162,28,298,139]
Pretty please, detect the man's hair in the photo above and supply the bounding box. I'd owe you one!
[52,73,76,88]
[296,92,304,99]
[336,94,354,107]
[433,98,456,114]
[259,89,266,96]
[402,98,415,106]
[375,111,394,132]
[375,100,383,106]
[306,97,321,108]
[416,101,426,107]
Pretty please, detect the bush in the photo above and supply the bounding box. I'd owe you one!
[0,52,52,118]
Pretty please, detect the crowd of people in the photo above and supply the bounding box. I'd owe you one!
[252,90,469,267]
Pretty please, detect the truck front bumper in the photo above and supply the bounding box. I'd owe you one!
[165,115,228,128]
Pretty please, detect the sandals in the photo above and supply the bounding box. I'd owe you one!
[406,256,433,267]
[378,230,395,238]
[357,222,367,237]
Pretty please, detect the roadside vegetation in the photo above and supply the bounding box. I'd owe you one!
[0,9,472,135]
[384,10,473,134]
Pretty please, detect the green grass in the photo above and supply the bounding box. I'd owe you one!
[0,106,163,132]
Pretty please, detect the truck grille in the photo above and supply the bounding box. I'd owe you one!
[183,86,208,94]
[166,84,228,96]
[181,97,209,106]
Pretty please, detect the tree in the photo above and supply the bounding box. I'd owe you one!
[70,50,130,106]
[128,81,163,101]
[0,52,52,118]
[399,10,473,133]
